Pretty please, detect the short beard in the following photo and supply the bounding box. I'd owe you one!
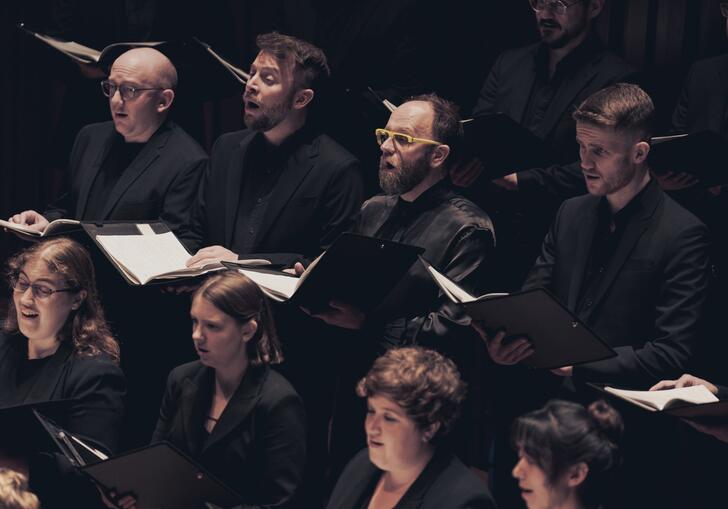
[244,93,294,132]
[379,151,432,195]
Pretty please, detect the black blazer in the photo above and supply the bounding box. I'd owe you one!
[0,331,126,454]
[672,54,728,134]
[523,179,711,387]
[472,36,634,197]
[327,449,496,509]
[44,120,207,233]
[152,362,306,509]
[179,127,364,260]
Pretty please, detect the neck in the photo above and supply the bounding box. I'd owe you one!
[263,111,307,146]
[27,336,61,360]
[547,28,590,74]
[553,491,586,509]
[606,170,650,214]
[381,446,434,491]
[123,115,165,143]
[214,357,249,398]
[400,171,443,202]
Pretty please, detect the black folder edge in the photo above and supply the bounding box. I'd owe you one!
[649,130,728,185]
[80,442,243,507]
[588,383,728,422]
[81,221,190,286]
[0,399,76,456]
[419,256,616,370]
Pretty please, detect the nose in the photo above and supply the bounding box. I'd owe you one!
[380,135,395,155]
[579,148,593,171]
[244,75,259,96]
[191,322,203,343]
[110,87,124,107]
[19,285,35,305]
[512,457,526,479]
[365,413,381,436]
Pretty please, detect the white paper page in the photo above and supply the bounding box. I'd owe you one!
[605,385,719,411]
[96,231,191,284]
[236,269,299,301]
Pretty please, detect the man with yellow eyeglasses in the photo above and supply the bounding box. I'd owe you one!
[308,94,496,478]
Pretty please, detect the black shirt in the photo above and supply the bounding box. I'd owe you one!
[230,128,308,255]
[83,133,145,219]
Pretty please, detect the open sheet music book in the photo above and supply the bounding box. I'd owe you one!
[229,233,424,313]
[19,24,163,65]
[0,218,80,238]
[89,223,269,285]
[602,385,719,412]
[421,258,615,369]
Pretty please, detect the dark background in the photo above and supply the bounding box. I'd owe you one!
[1,0,727,293]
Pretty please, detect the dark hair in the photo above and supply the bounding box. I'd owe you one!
[193,271,282,366]
[572,83,655,139]
[407,93,464,162]
[256,32,330,91]
[512,399,623,508]
[356,346,466,441]
[4,238,120,363]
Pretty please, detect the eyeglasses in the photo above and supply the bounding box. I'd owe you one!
[529,0,585,15]
[374,128,442,147]
[10,276,80,300]
[721,2,728,18]
[100,80,164,101]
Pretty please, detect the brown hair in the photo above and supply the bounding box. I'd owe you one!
[512,399,623,508]
[0,469,39,509]
[193,271,282,365]
[572,83,654,140]
[357,347,466,440]
[256,32,330,91]
[4,238,120,363]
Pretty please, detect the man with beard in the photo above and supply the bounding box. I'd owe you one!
[452,0,635,290]
[179,32,363,265]
[308,94,496,477]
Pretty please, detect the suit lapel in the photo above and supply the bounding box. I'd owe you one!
[251,136,317,251]
[179,366,214,456]
[566,198,599,312]
[24,341,74,402]
[202,365,267,454]
[582,181,661,321]
[224,132,257,246]
[99,123,172,219]
[77,129,117,219]
[508,48,538,124]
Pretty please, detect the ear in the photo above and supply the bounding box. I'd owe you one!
[632,140,650,164]
[240,319,258,343]
[71,290,87,311]
[587,0,605,19]
[157,89,175,113]
[566,462,589,488]
[429,144,451,170]
[421,421,441,443]
[292,88,314,110]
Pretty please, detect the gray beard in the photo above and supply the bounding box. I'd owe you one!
[379,157,430,195]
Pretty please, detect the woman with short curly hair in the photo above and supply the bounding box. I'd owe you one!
[327,346,496,509]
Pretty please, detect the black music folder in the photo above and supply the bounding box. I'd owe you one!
[462,113,556,178]
[0,400,74,456]
[649,131,728,186]
[421,258,615,369]
[82,442,242,509]
[227,233,424,313]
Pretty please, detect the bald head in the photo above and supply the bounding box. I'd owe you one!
[112,47,178,89]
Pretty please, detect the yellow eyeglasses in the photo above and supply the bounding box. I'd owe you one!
[375,128,442,147]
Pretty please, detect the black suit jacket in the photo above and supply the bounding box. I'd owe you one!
[45,120,207,233]
[152,362,306,509]
[672,54,728,134]
[179,127,364,261]
[523,179,711,387]
[327,449,496,509]
[0,331,126,454]
[472,36,635,198]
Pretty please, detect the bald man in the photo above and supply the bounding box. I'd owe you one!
[9,47,207,234]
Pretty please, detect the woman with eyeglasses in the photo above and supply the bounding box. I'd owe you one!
[327,347,496,509]
[511,399,623,509]
[0,238,125,507]
[110,271,305,509]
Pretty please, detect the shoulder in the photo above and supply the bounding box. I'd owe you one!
[589,48,634,77]
[689,54,728,77]
[659,192,708,238]
[211,129,255,155]
[76,121,115,141]
[164,122,208,161]
[328,448,377,507]
[166,360,205,385]
[258,368,302,410]
[560,192,599,216]
[425,455,495,508]
[361,193,396,214]
[64,352,125,388]
[311,133,359,166]
[440,190,494,230]
[496,42,540,65]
